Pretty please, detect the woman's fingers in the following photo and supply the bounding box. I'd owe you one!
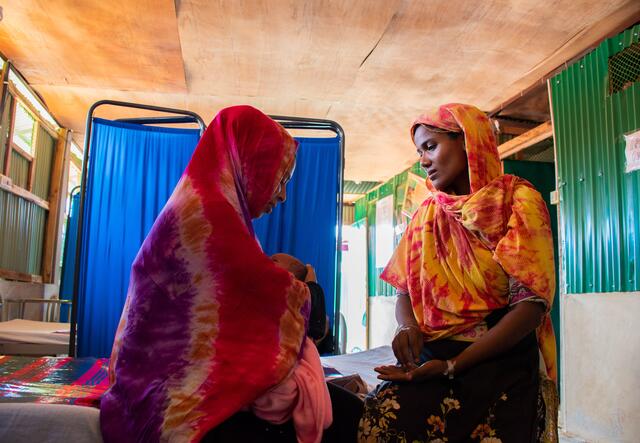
[375,365,412,381]
[409,330,422,364]
[375,360,446,382]
[374,365,400,374]
[407,360,445,382]
[393,332,416,368]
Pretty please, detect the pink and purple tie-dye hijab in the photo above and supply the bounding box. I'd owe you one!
[100,106,310,442]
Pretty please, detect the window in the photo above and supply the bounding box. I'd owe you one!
[12,102,36,155]
[8,69,59,130]
[608,42,640,95]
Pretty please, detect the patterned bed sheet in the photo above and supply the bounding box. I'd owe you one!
[0,355,109,407]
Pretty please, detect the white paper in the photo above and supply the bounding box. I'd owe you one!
[624,130,640,173]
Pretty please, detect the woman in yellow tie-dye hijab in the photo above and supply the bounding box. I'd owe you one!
[358,104,558,443]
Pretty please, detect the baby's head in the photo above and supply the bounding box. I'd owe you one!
[271,253,307,281]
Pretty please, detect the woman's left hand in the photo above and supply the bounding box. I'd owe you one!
[305,264,317,283]
[375,360,447,382]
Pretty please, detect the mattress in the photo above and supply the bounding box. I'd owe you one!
[0,355,109,405]
[0,320,69,345]
[0,356,108,442]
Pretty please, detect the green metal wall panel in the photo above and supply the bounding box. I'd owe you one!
[410,161,427,178]
[0,189,46,275]
[366,188,379,203]
[9,151,29,188]
[551,24,640,294]
[343,180,379,195]
[354,197,367,221]
[378,181,394,198]
[366,203,395,297]
[32,125,56,199]
[395,170,408,186]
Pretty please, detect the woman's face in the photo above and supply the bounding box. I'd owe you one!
[413,125,469,194]
[264,161,295,214]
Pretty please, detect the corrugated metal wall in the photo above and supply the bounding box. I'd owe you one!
[0,189,46,274]
[551,24,640,294]
[0,92,57,277]
[32,126,56,199]
[9,151,29,188]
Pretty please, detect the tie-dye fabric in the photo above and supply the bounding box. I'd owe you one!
[100,106,311,442]
[381,103,557,381]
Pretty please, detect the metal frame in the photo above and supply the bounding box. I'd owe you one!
[69,102,345,356]
[69,100,207,356]
[269,115,346,355]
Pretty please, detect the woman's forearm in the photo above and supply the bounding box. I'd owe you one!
[395,292,418,328]
[453,302,545,373]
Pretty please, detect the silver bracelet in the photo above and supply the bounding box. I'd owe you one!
[443,359,456,380]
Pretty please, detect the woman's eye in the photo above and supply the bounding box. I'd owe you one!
[427,144,436,151]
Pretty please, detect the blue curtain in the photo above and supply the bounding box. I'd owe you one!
[253,136,341,326]
[77,119,200,357]
[59,190,80,322]
[77,123,341,357]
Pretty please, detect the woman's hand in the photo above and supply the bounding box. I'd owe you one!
[392,325,423,369]
[305,264,317,283]
[375,359,447,382]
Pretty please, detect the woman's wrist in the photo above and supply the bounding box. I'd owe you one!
[442,359,456,379]
[397,323,420,332]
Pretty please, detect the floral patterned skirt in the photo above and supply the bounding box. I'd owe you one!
[358,333,549,443]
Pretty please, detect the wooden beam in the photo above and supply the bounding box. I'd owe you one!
[0,267,43,283]
[3,99,16,176]
[498,121,553,159]
[495,118,539,136]
[42,128,69,283]
[0,173,50,210]
[52,131,72,285]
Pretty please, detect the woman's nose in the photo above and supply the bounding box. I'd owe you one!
[277,186,287,202]
[420,152,431,168]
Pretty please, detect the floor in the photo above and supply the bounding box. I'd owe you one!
[559,432,588,442]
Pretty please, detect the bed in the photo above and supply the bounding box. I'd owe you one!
[0,294,71,356]
[0,320,70,356]
[0,347,394,442]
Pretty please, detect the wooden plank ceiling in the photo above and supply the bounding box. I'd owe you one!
[1,0,638,181]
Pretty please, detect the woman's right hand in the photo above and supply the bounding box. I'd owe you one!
[392,324,423,369]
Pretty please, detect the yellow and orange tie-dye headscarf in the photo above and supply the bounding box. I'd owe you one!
[380,103,557,381]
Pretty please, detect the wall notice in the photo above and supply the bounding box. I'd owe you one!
[624,130,640,173]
